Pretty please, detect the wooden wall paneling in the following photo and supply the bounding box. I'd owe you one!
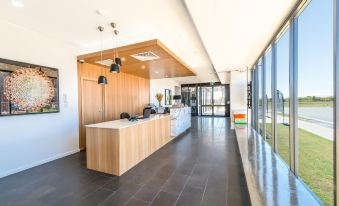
[78,62,150,149]
[78,62,105,149]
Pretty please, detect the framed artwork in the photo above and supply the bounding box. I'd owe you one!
[0,58,59,116]
[165,89,172,105]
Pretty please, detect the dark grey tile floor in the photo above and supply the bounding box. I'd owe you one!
[0,117,251,206]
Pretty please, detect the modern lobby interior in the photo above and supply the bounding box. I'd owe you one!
[1,0,338,206]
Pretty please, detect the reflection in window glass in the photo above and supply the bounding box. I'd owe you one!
[276,28,290,165]
[265,49,272,143]
[258,60,263,135]
[297,0,333,205]
[252,69,258,129]
[213,86,225,105]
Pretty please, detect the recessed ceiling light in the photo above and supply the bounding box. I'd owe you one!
[95,9,104,16]
[121,57,126,61]
[141,66,145,69]
[11,0,24,7]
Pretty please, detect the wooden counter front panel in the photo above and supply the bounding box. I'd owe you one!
[86,115,171,176]
[119,116,171,175]
[86,128,120,175]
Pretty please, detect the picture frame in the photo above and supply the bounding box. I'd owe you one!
[0,58,59,116]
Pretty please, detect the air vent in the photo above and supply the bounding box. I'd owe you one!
[95,59,113,66]
[130,51,160,61]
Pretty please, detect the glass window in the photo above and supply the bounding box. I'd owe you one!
[276,28,290,165]
[255,67,260,131]
[297,0,334,205]
[201,86,213,115]
[258,60,263,135]
[265,49,272,143]
[251,70,255,127]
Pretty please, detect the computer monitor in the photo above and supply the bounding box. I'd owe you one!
[143,108,151,118]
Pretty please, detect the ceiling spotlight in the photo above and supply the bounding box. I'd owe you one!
[11,0,24,7]
[96,9,104,16]
[121,57,126,61]
[141,66,145,69]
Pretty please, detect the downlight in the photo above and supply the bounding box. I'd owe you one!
[11,0,24,7]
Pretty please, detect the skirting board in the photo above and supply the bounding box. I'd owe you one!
[0,149,80,178]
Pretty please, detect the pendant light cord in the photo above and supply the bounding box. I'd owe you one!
[99,26,104,76]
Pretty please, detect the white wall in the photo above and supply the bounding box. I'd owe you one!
[218,72,231,84]
[150,79,180,107]
[230,71,247,112]
[0,20,79,178]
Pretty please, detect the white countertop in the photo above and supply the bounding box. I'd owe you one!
[85,114,170,129]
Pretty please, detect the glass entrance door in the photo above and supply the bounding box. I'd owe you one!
[200,86,213,115]
[199,84,229,117]
[213,85,227,116]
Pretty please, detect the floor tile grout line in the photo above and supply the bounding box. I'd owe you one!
[199,159,214,206]
[75,176,117,205]
[149,158,190,204]
[121,181,151,206]
[122,187,150,206]
[98,177,140,206]
[173,162,198,206]
[133,196,151,204]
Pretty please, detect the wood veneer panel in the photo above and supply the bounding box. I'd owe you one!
[118,115,171,175]
[86,128,119,175]
[86,115,171,176]
[77,39,196,79]
[78,63,150,149]
[78,62,105,149]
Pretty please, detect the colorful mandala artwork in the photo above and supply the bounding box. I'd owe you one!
[4,68,55,110]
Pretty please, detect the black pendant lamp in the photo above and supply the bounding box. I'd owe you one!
[110,63,120,73]
[110,23,121,73]
[98,75,108,84]
[115,57,122,66]
[97,26,108,84]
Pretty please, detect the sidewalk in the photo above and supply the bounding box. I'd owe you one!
[267,115,333,141]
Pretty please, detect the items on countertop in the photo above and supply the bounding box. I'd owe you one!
[233,113,247,126]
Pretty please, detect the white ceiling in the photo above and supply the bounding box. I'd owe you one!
[0,0,296,84]
[0,0,219,84]
[184,0,296,74]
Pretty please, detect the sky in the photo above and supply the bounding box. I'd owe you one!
[258,0,333,98]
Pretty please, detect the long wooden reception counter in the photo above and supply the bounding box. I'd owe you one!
[85,114,171,176]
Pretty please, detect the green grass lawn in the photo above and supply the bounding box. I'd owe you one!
[265,124,333,206]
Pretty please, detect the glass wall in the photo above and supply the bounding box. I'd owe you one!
[297,0,334,205]
[258,61,263,135]
[201,86,213,115]
[213,85,226,116]
[251,0,336,205]
[265,49,272,143]
[276,28,290,165]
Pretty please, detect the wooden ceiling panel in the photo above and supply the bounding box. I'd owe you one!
[77,39,196,79]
